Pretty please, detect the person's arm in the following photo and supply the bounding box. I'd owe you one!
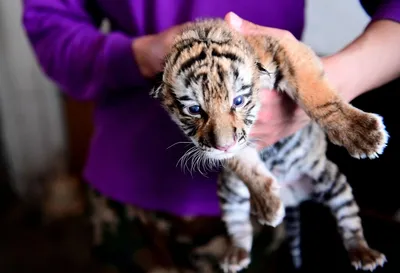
[22,0,151,101]
[323,0,400,102]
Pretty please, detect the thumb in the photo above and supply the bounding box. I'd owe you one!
[224,12,291,38]
[224,12,257,33]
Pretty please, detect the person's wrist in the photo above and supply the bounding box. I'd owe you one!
[132,34,158,79]
[321,54,360,102]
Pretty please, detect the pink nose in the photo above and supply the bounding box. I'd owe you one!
[215,141,236,151]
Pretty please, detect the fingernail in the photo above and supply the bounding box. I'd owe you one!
[228,12,242,30]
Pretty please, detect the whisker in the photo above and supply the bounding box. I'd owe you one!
[189,150,202,176]
[166,141,193,150]
[196,152,204,175]
[247,137,268,148]
[177,146,198,172]
[176,145,226,177]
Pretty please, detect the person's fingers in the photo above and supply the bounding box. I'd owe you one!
[224,12,294,39]
[162,22,193,48]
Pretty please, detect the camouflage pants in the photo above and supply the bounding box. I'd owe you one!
[88,187,282,273]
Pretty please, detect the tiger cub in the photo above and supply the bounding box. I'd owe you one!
[150,19,388,272]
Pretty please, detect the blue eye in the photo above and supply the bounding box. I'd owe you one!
[188,105,201,115]
[233,95,244,107]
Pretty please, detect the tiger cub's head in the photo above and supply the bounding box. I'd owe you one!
[151,19,262,160]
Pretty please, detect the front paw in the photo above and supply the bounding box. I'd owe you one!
[250,185,285,227]
[220,246,251,273]
[325,107,389,159]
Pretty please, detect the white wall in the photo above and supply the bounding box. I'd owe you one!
[302,0,370,55]
[0,0,66,197]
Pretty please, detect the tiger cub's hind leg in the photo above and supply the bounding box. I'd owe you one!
[308,158,386,271]
[251,35,388,159]
[218,171,253,273]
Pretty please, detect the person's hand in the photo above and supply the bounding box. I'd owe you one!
[224,12,310,149]
[132,23,188,79]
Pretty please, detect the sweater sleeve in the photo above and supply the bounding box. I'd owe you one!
[360,0,400,23]
[22,0,148,101]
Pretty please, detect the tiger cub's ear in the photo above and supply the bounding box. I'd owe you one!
[256,62,273,76]
[149,71,165,99]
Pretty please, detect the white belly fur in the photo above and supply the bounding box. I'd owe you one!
[277,174,313,207]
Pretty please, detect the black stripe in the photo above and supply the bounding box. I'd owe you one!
[281,137,302,159]
[332,199,355,214]
[211,49,240,62]
[211,39,232,46]
[201,27,211,39]
[320,180,338,201]
[338,212,359,223]
[309,159,320,170]
[273,68,283,90]
[172,39,201,65]
[184,77,192,88]
[315,170,327,184]
[180,118,193,126]
[194,72,208,82]
[273,136,291,151]
[233,68,239,79]
[178,95,193,101]
[316,101,340,109]
[287,156,302,170]
[184,69,197,88]
[216,64,225,84]
[256,62,268,73]
[170,93,188,118]
[178,49,208,74]
[242,100,252,110]
[270,159,284,169]
[322,168,344,200]
[245,114,256,120]
[246,104,256,113]
[286,61,296,78]
[218,183,241,199]
[218,195,228,204]
[333,166,342,182]
[182,125,197,137]
[329,182,348,200]
[243,119,253,126]
[324,167,341,190]
[206,123,217,148]
[340,226,362,235]
[307,124,314,135]
[349,227,362,234]
[239,84,252,92]
[319,109,340,120]
[218,192,249,205]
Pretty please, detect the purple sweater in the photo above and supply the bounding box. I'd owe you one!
[22,0,400,216]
